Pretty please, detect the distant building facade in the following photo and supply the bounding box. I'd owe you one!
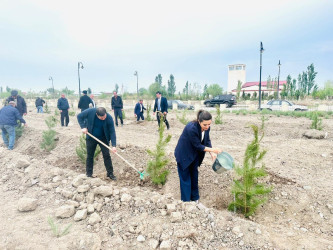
[227,64,246,93]
[231,81,287,97]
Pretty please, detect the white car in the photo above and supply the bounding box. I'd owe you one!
[261,100,308,111]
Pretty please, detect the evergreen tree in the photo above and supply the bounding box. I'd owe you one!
[236,81,242,100]
[41,116,58,151]
[76,134,101,164]
[176,109,189,125]
[146,104,152,121]
[146,120,171,185]
[155,74,163,87]
[203,84,208,99]
[215,105,222,124]
[228,118,271,217]
[306,63,317,95]
[167,74,176,97]
[87,88,92,94]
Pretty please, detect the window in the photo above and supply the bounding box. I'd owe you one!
[236,66,243,70]
[271,100,280,105]
[229,66,234,71]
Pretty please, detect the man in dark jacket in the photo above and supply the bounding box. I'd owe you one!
[77,107,117,180]
[0,101,26,150]
[57,94,70,126]
[6,90,27,116]
[78,90,93,112]
[35,97,46,113]
[153,91,170,129]
[134,99,146,121]
[111,91,123,127]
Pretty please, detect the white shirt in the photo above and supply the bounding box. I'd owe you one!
[201,131,205,142]
[157,98,161,111]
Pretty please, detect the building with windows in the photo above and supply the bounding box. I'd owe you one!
[227,64,246,93]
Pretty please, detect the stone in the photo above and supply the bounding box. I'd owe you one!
[94,186,113,197]
[303,186,312,190]
[232,226,241,235]
[137,235,145,242]
[74,209,88,221]
[88,178,104,187]
[86,192,95,204]
[88,212,101,225]
[72,175,86,188]
[55,205,75,218]
[166,204,176,213]
[77,185,90,193]
[18,198,38,212]
[255,228,262,235]
[16,159,30,169]
[170,212,182,223]
[87,204,95,214]
[61,190,73,199]
[160,240,171,250]
[149,239,159,249]
[121,193,132,202]
[67,200,80,208]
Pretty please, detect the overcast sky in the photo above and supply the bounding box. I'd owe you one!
[0,0,332,94]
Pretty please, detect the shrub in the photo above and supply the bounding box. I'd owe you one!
[228,118,271,217]
[69,111,76,116]
[146,120,171,185]
[310,112,323,130]
[44,103,51,114]
[146,104,152,121]
[177,109,189,125]
[76,134,101,164]
[122,110,126,119]
[54,109,59,116]
[41,116,58,151]
[215,105,222,124]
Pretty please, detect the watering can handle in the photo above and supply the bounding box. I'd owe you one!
[86,132,140,173]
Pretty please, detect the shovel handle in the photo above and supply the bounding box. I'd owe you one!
[86,132,140,173]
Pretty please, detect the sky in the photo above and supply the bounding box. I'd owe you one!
[0,0,332,94]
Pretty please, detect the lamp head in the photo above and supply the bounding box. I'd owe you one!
[134,71,137,76]
[278,60,281,67]
[260,42,264,52]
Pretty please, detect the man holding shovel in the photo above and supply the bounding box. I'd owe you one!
[77,107,117,180]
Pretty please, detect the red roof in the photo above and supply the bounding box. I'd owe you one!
[242,81,287,88]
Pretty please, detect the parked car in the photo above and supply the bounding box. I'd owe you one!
[167,100,194,110]
[204,94,236,107]
[261,100,308,111]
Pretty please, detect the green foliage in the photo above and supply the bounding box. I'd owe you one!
[215,105,223,124]
[45,116,58,129]
[54,109,59,116]
[228,120,271,217]
[155,74,163,87]
[310,112,323,130]
[68,111,76,116]
[207,84,223,97]
[313,80,333,100]
[146,104,152,121]
[15,120,24,139]
[122,110,126,119]
[41,129,57,151]
[75,134,101,164]
[44,103,51,114]
[167,74,176,97]
[148,82,167,97]
[146,119,171,185]
[236,81,242,100]
[47,217,72,238]
[177,109,189,125]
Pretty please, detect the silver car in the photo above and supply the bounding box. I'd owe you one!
[261,100,308,111]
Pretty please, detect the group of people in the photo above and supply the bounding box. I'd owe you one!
[0,89,222,203]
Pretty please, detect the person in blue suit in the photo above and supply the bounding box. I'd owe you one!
[174,110,222,202]
[153,91,170,129]
[134,99,146,121]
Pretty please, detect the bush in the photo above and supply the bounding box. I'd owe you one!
[76,134,101,164]
[146,104,152,121]
[122,110,126,119]
[215,105,222,124]
[228,118,271,217]
[41,116,58,151]
[69,111,76,116]
[177,109,189,125]
[146,120,171,185]
[310,112,323,130]
[44,103,51,114]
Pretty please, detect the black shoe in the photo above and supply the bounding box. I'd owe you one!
[107,174,117,181]
[86,174,95,178]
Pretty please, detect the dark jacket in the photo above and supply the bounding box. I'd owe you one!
[134,102,146,116]
[6,95,27,116]
[174,122,212,170]
[78,95,93,111]
[0,105,26,126]
[57,97,70,110]
[153,97,168,113]
[35,98,45,107]
[111,96,123,109]
[77,108,117,147]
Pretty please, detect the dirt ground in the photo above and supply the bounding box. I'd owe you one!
[0,103,333,249]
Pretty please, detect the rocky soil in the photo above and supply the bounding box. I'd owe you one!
[0,103,333,250]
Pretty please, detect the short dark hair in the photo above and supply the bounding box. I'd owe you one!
[11,90,18,96]
[193,110,212,123]
[82,90,87,94]
[96,107,107,116]
[156,91,161,94]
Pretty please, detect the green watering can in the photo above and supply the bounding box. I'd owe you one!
[212,151,234,174]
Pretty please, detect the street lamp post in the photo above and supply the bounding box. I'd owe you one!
[258,42,264,110]
[277,60,281,99]
[78,62,84,96]
[49,76,54,97]
[134,71,138,98]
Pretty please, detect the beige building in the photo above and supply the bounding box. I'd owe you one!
[227,64,246,93]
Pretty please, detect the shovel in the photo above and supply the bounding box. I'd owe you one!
[86,132,148,180]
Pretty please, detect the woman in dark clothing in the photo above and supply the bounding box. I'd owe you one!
[174,110,222,202]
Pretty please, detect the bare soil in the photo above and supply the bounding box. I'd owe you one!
[0,104,333,249]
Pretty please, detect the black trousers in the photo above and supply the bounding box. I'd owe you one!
[156,113,169,129]
[86,137,114,176]
[114,108,123,126]
[60,110,69,126]
[136,112,144,121]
